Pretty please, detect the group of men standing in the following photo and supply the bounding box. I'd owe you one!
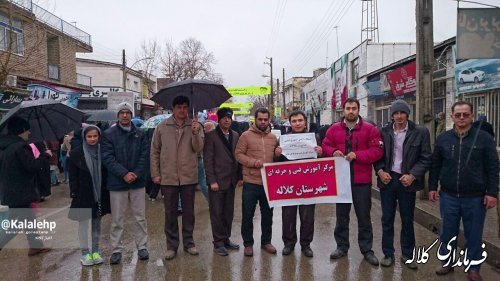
[0,93,497,281]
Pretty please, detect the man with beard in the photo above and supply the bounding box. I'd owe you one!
[274,110,323,257]
[204,108,242,256]
[235,108,278,257]
[322,98,384,266]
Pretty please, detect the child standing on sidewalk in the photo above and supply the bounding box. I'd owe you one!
[68,125,110,266]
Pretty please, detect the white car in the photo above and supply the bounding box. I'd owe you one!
[458,68,485,83]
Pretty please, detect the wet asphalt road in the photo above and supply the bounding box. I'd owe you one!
[0,183,498,281]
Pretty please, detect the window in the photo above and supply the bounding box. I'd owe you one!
[351,58,359,85]
[0,12,24,56]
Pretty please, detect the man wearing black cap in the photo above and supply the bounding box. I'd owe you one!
[203,107,242,256]
[374,99,431,269]
[0,116,52,256]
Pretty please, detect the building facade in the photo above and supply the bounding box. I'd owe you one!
[0,0,93,117]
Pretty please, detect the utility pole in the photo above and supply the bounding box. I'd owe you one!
[276,78,280,119]
[416,0,434,198]
[122,49,127,92]
[265,57,274,121]
[282,68,286,116]
[334,26,340,60]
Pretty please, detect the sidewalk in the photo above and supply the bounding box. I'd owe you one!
[371,187,500,268]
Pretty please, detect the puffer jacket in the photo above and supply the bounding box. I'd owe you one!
[235,125,277,185]
[322,116,383,185]
[429,127,499,198]
[101,123,148,191]
[150,116,204,186]
[374,120,432,191]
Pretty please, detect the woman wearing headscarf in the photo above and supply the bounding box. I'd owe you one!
[68,125,110,266]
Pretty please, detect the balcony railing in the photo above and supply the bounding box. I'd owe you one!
[48,64,60,80]
[76,73,92,87]
[10,0,92,47]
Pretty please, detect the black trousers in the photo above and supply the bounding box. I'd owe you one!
[0,205,44,249]
[334,184,373,254]
[209,185,236,247]
[161,184,196,251]
[282,204,315,248]
[241,183,273,247]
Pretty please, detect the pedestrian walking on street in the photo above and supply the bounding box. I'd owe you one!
[150,96,204,260]
[203,108,242,256]
[101,102,150,265]
[375,100,432,269]
[67,125,111,266]
[429,101,498,281]
[0,117,52,256]
[274,110,323,258]
[322,98,384,266]
[235,108,278,257]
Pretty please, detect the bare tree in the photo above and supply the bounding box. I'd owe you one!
[159,37,223,83]
[134,39,161,97]
[249,95,269,116]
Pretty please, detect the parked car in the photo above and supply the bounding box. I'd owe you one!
[458,68,485,83]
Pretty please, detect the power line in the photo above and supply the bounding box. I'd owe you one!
[290,0,355,75]
[265,0,288,56]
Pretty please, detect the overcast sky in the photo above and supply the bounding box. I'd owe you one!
[42,0,499,88]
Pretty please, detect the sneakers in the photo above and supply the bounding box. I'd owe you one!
[330,248,347,259]
[214,247,228,256]
[110,252,122,265]
[282,245,294,256]
[148,197,156,202]
[81,253,93,266]
[165,250,177,260]
[92,252,104,265]
[261,244,277,254]
[224,240,240,250]
[380,255,395,267]
[138,249,149,260]
[401,255,418,270]
[363,252,379,266]
[301,246,313,257]
[184,247,199,255]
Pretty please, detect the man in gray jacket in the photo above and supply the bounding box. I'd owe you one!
[375,99,431,269]
[150,95,203,260]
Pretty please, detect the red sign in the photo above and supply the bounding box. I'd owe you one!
[262,158,352,207]
[386,61,417,97]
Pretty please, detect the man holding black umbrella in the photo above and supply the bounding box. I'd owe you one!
[0,117,52,256]
[150,95,204,260]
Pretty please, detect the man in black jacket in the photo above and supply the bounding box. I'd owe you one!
[274,111,323,258]
[429,101,498,281]
[374,100,432,269]
[101,102,149,264]
[0,117,52,256]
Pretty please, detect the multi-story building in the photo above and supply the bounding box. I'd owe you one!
[303,40,417,125]
[76,58,157,119]
[0,0,93,116]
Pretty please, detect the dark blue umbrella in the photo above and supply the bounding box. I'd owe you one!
[0,99,84,142]
[151,79,231,113]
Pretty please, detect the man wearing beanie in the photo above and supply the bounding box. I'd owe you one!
[0,116,52,256]
[203,107,242,256]
[101,102,150,264]
[374,99,431,269]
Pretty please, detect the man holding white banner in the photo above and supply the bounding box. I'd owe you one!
[274,111,322,258]
[322,98,383,266]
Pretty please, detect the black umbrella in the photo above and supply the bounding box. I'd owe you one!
[0,99,84,142]
[151,79,231,113]
[86,110,118,122]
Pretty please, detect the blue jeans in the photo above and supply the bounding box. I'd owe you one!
[198,158,208,200]
[380,172,416,258]
[439,191,486,272]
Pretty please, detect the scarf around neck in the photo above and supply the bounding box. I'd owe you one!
[82,125,102,203]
